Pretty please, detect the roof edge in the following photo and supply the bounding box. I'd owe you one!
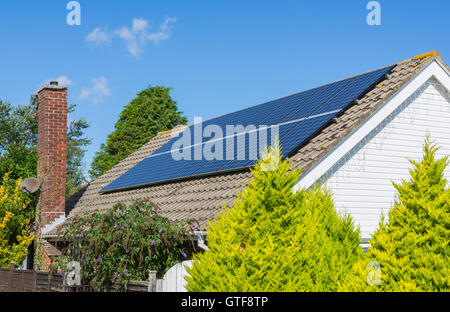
[294,58,450,192]
[412,51,440,60]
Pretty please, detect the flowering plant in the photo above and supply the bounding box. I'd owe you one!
[0,173,34,267]
[57,201,197,291]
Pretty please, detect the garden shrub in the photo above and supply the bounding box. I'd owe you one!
[58,201,197,291]
[186,146,363,292]
[0,173,34,267]
[340,137,450,292]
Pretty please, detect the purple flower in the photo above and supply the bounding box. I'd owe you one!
[97,257,101,264]
[151,240,155,246]
[113,272,119,279]
[158,228,163,233]
[182,252,188,258]
[124,269,129,278]
[121,224,125,230]
[125,248,130,253]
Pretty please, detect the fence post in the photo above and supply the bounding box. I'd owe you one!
[33,267,37,292]
[8,262,15,292]
[62,271,66,293]
[148,271,157,292]
[33,264,39,292]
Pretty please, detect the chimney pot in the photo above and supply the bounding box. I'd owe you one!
[50,81,58,86]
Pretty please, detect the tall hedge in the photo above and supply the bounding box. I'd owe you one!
[89,86,187,179]
[340,137,450,292]
[186,146,363,292]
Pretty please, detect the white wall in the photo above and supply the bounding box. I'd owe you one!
[322,79,450,240]
[156,260,193,292]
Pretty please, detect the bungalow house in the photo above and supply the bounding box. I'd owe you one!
[38,51,450,262]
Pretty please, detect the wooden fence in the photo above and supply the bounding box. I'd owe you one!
[0,263,65,292]
[0,261,193,292]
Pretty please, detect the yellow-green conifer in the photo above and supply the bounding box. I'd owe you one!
[340,137,450,292]
[186,146,362,292]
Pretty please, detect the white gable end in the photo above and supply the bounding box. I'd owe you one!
[323,79,449,240]
[294,60,450,241]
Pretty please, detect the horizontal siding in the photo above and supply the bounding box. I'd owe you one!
[324,80,450,240]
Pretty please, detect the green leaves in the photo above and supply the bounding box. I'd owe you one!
[0,99,38,181]
[340,137,450,292]
[66,104,92,198]
[89,86,188,179]
[57,201,197,291]
[0,98,91,199]
[186,146,362,292]
[0,173,34,267]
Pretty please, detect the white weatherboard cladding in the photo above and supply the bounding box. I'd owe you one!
[320,79,450,240]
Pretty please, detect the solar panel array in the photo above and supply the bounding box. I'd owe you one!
[101,65,395,193]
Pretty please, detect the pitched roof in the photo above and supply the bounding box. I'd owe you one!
[41,240,62,257]
[46,52,443,237]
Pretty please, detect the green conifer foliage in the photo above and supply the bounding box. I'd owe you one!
[340,137,450,292]
[186,146,363,292]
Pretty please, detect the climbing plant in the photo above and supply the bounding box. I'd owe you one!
[57,201,197,291]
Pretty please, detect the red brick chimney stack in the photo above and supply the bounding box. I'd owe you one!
[37,81,68,228]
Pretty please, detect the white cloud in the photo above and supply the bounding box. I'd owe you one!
[79,77,111,105]
[147,17,177,44]
[86,17,177,58]
[115,26,142,57]
[132,18,149,33]
[79,88,91,99]
[44,76,73,87]
[86,27,112,46]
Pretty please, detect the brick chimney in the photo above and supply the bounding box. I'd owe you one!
[36,81,68,230]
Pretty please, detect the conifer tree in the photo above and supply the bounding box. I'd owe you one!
[340,137,450,292]
[186,146,363,292]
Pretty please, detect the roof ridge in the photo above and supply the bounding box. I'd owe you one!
[156,52,440,138]
[158,125,192,136]
[250,64,395,108]
[395,51,441,66]
[412,51,440,60]
[158,65,397,137]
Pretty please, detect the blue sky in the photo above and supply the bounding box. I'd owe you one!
[0,0,448,178]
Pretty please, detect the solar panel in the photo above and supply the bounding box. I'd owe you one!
[101,64,395,193]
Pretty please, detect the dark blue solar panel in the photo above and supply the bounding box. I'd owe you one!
[101,64,394,192]
[315,66,392,115]
[281,115,336,155]
[262,77,353,127]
